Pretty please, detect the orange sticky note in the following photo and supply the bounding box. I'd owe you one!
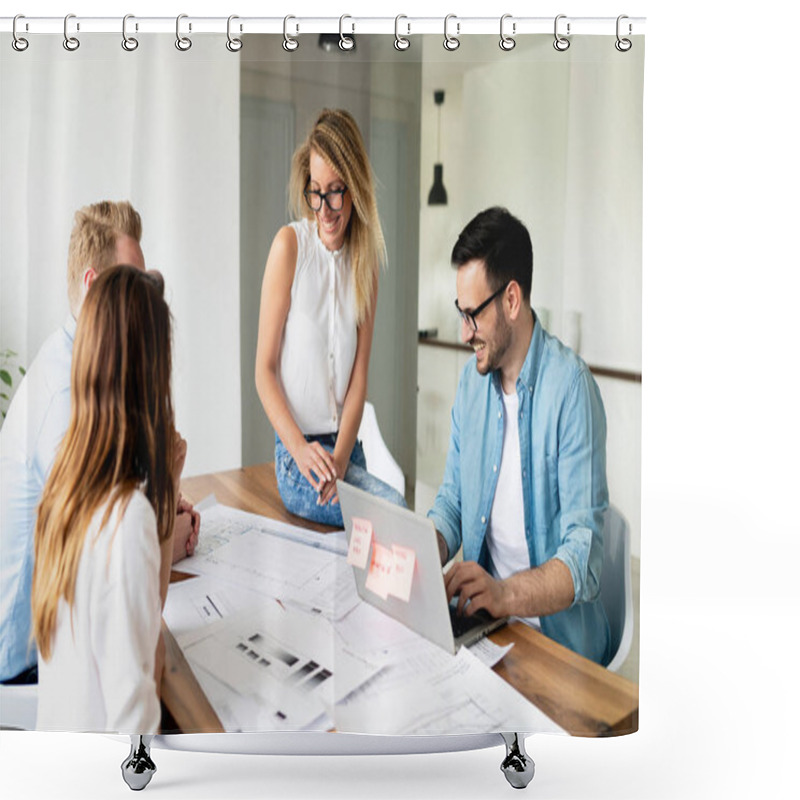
[388,545,416,602]
[365,542,394,600]
[347,517,373,570]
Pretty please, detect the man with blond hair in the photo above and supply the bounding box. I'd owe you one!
[0,201,199,684]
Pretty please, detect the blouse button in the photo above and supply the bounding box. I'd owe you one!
[481,516,486,524]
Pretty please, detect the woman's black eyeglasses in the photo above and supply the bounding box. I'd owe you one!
[454,281,509,332]
[304,184,348,212]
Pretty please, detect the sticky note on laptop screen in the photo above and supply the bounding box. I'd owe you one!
[388,544,416,602]
[365,541,394,600]
[347,517,373,569]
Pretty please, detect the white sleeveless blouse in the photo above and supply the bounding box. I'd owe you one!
[279,218,358,435]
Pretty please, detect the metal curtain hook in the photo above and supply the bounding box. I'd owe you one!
[443,14,460,51]
[394,15,410,51]
[121,14,139,51]
[615,15,632,52]
[226,15,242,52]
[176,14,192,51]
[499,14,516,51]
[12,14,29,52]
[283,15,299,51]
[339,14,355,51]
[553,14,570,52]
[63,14,80,51]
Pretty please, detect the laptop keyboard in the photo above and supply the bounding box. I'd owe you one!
[449,603,496,639]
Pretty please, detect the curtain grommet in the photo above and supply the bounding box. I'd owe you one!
[12,14,29,52]
[176,14,192,52]
[226,15,243,52]
[394,15,410,51]
[63,14,80,52]
[282,15,299,52]
[339,15,355,51]
[499,14,516,51]
[121,14,139,52]
[443,14,460,51]
[615,15,633,52]
[553,14,570,52]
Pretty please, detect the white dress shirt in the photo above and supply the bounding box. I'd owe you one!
[279,218,358,435]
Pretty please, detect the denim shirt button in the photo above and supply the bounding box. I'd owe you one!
[481,515,486,524]
[493,465,497,472]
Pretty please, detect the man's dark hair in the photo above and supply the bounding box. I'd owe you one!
[451,207,533,301]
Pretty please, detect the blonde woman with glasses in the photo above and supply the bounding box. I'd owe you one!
[256,108,406,526]
[32,265,182,733]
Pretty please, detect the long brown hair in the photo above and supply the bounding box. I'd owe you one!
[289,108,386,325]
[32,265,175,660]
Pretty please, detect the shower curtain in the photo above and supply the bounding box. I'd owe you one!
[1,19,643,744]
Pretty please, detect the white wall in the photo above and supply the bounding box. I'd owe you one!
[416,36,643,554]
[0,34,241,477]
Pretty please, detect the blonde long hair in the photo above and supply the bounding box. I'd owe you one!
[32,265,175,661]
[289,109,386,325]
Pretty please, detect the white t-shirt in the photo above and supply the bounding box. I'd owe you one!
[37,490,162,733]
[279,218,358,435]
[486,389,530,581]
[487,390,541,630]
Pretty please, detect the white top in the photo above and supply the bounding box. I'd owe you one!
[486,390,530,581]
[279,218,358,435]
[37,490,162,733]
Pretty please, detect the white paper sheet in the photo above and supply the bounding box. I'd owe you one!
[336,645,564,736]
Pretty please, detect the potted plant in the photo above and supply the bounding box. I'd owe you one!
[0,348,26,427]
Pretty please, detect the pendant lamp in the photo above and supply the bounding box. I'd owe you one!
[428,90,448,206]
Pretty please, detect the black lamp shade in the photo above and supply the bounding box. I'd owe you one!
[428,163,448,205]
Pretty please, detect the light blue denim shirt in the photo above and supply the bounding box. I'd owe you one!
[0,317,75,681]
[428,315,611,665]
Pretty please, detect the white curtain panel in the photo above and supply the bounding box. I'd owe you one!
[0,34,241,476]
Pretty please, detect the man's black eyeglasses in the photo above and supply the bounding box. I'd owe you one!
[304,184,348,212]
[455,281,509,332]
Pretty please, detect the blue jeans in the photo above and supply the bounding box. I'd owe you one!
[274,433,407,527]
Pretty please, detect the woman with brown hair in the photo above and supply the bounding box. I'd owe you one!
[32,265,182,733]
[255,108,406,526]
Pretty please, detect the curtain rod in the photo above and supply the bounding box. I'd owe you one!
[1,15,646,37]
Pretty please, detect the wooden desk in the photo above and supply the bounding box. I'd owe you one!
[165,463,638,738]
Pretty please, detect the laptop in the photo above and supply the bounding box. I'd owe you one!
[337,481,507,654]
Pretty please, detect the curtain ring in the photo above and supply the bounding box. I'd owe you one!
[225,15,242,52]
[615,15,632,52]
[394,15,410,51]
[175,14,192,51]
[443,14,460,51]
[121,14,139,51]
[283,15,299,52]
[553,14,570,52]
[499,14,515,51]
[12,14,29,52]
[63,14,80,51]
[339,14,355,51]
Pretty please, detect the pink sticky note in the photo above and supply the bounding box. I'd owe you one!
[346,517,373,570]
[388,545,416,602]
[364,542,394,600]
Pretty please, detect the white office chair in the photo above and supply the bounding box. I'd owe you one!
[357,402,405,498]
[600,505,634,673]
[0,681,37,731]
